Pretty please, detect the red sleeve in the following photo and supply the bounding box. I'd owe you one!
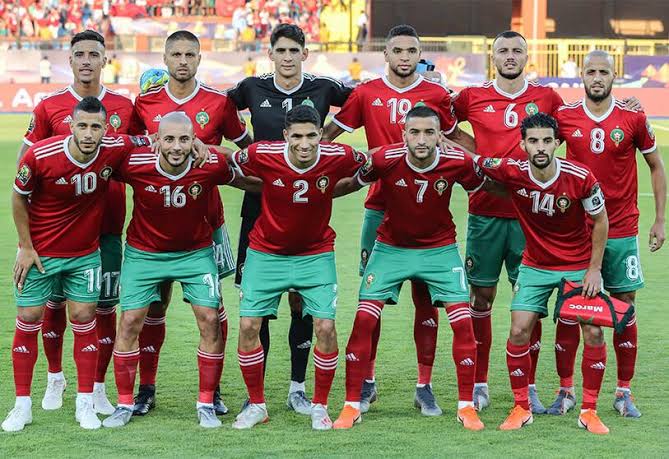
[231,144,261,178]
[474,155,511,184]
[14,148,38,195]
[580,171,605,215]
[343,146,368,178]
[212,149,236,185]
[549,89,564,115]
[220,99,248,144]
[332,86,363,132]
[127,106,147,135]
[457,154,485,192]
[452,87,470,122]
[24,101,52,145]
[634,112,657,154]
[438,91,458,135]
[356,148,381,185]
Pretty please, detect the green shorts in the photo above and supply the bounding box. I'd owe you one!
[359,209,385,276]
[602,236,644,293]
[239,249,338,320]
[360,241,469,305]
[120,245,220,311]
[15,251,101,307]
[511,265,587,318]
[213,224,236,280]
[466,214,525,286]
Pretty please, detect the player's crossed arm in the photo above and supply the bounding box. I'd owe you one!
[439,136,507,196]
[333,148,378,198]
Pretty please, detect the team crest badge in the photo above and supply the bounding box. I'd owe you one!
[434,178,448,196]
[465,256,474,272]
[556,194,571,213]
[513,282,520,293]
[237,149,249,164]
[27,115,36,134]
[610,128,625,146]
[360,156,373,176]
[109,114,122,132]
[130,136,150,147]
[645,120,655,140]
[16,164,31,186]
[100,166,113,181]
[188,182,203,199]
[525,102,539,116]
[353,150,366,163]
[317,176,330,193]
[365,273,375,288]
[482,157,502,169]
[301,98,315,108]
[196,110,210,129]
[360,249,369,266]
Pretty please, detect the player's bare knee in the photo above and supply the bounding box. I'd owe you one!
[68,302,96,323]
[509,324,531,345]
[239,317,262,345]
[17,306,44,323]
[314,318,337,352]
[147,300,168,317]
[119,310,146,339]
[582,324,605,346]
[613,291,636,305]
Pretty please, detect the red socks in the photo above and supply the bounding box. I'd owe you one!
[506,340,531,410]
[42,300,66,373]
[528,320,542,385]
[366,319,381,381]
[555,318,580,388]
[613,315,637,389]
[95,306,117,383]
[345,300,384,401]
[198,349,224,404]
[218,305,228,352]
[581,343,607,410]
[238,346,265,404]
[139,315,166,386]
[71,319,98,393]
[412,282,438,385]
[313,348,338,406]
[12,318,42,396]
[113,349,140,406]
[445,303,476,401]
[470,307,492,385]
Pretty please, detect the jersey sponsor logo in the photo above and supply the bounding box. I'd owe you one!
[395,178,408,187]
[296,340,312,349]
[188,182,203,199]
[481,157,502,169]
[590,362,606,370]
[459,358,475,366]
[465,256,474,272]
[260,99,272,108]
[56,177,68,185]
[555,343,566,352]
[237,149,249,164]
[434,178,448,196]
[109,114,122,132]
[422,319,438,328]
[353,150,366,163]
[27,115,36,133]
[610,127,625,146]
[272,178,285,187]
[81,344,98,352]
[525,102,539,116]
[17,164,31,186]
[316,175,330,193]
[510,369,525,377]
[360,156,373,176]
[360,248,369,265]
[130,136,151,147]
[196,110,210,129]
[556,194,571,213]
[365,272,375,288]
[617,341,635,349]
[13,345,30,353]
[100,166,113,181]
[516,188,529,197]
[346,353,359,362]
[646,119,655,140]
[153,114,163,122]
[145,185,158,193]
[61,115,73,124]
[371,97,383,107]
[483,104,495,113]
[572,129,583,137]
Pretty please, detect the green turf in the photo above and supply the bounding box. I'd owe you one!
[0,115,668,457]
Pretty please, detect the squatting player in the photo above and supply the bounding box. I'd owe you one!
[330,106,484,431]
[229,105,365,430]
[550,50,666,417]
[226,23,352,414]
[322,24,476,415]
[4,97,149,432]
[468,113,612,434]
[102,112,256,429]
[130,29,251,416]
[18,30,134,415]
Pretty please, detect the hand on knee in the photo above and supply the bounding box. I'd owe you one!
[471,286,495,311]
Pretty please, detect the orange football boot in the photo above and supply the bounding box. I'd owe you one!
[578,409,610,435]
[333,405,361,430]
[499,405,533,431]
[457,405,485,431]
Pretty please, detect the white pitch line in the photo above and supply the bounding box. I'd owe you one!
[639,192,669,197]
[651,124,669,131]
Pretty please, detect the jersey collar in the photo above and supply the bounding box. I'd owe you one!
[67,85,107,101]
[492,78,528,99]
[528,157,561,190]
[283,143,321,174]
[404,146,440,173]
[382,74,423,94]
[155,155,193,181]
[273,73,305,95]
[165,79,201,105]
[582,96,616,123]
[63,135,101,168]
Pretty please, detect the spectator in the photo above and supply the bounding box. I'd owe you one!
[39,55,51,84]
[243,56,256,77]
[239,23,256,52]
[348,56,362,83]
[560,58,578,78]
[356,9,367,49]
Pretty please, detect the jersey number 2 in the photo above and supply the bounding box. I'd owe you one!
[293,180,309,203]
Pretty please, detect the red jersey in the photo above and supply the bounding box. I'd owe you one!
[555,98,656,238]
[114,148,235,253]
[231,141,364,256]
[332,75,457,211]
[14,134,148,257]
[475,156,605,270]
[132,80,248,230]
[23,85,135,236]
[357,144,484,248]
[454,80,564,218]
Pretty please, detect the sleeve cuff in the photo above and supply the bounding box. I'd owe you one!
[640,141,657,154]
[332,116,355,133]
[442,120,458,135]
[23,138,34,147]
[231,127,249,144]
[229,153,246,177]
[465,177,486,194]
[13,184,31,195]
[356,173,371,187]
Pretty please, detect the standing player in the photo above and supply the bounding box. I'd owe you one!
[470,113,611,434]
[322,24,475,415]
[330,106,485,431]
[230,105,365,430]
[4,98,149,432]
[226,23,352,414]
[102,113,255,429]
[550,50,666,417]
[131,30,251,416]
[18,30,135,415]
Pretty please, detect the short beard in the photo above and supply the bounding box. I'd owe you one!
[497,68,523,80]
[73,137,100,155]
[390,64,416,79]
[531,156,553,169]
[163,152,190,168]
[586,85,612,103]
